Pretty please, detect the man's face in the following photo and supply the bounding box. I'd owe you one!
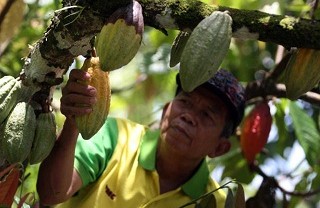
[159,87,230,159]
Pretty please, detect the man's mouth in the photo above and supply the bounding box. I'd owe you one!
[172,124,189,138]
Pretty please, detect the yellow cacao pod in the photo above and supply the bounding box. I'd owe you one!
[0,76,22,124]
[95,0,144,71]
[75,57,111,140]
[0,102,36,164]
[284,48,320,100]
[29,112,57,164]
[179,11,233,92]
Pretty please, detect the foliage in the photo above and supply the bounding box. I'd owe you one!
[1,0,320,207]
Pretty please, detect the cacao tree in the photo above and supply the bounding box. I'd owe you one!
[1,0,320,207]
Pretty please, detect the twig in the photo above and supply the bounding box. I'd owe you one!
[250,162,320,198]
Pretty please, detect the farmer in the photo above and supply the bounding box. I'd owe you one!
[37,68,245,207]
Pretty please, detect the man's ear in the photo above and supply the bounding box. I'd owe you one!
[208,139,231,158]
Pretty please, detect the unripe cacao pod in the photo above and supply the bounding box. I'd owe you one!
[0,102,36,164]
[75,57,111,140]
[169,31,191,67]
[0,76,21,124]
[284,48,320,100]
[29,112,57,164]
[95,0,144,71]
[240,102,272,164]
[179,11,233,92]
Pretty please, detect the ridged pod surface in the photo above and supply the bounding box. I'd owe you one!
[284,48,320,100]
[75,57,111,140]
[95,0,144,71]
[29,112,57,164]
[179,11,233,92]
[240,102,272,164]
[0,102,36,164]
[0,76,22,124]
[169,31,191,67]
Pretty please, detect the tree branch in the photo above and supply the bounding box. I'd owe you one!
[19,0,320,112]
[138,0,320,49]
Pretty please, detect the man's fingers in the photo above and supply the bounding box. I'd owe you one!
[61,94,97,107]
[62,82,96,97]
[68,69,90,82]
[60,104,93,118]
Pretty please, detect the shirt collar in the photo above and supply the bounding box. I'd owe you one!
[138,129,210,199]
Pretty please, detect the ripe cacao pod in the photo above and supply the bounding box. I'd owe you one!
[284,48,320,100]
[0,76,22,124]
[75,57,111,140]
[240,102,272,164]
[179,11,233,92]
[29,112,57,164]
[95,0,144,71]
[0,102,36,164]
[169,31,191,67]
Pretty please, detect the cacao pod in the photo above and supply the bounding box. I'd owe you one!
[169,31,191,67]
[240,102,272,164]
[75,57,111,140]
[95,0,144,71]
[0,102,36,164]
[29,112,57,164]
[0,76,22,124]
[179,11,233,92]
[284,48,320,100]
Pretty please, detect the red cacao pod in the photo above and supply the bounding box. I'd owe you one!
[240,102,272,164]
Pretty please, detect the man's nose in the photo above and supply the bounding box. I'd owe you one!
[180,111,196,126]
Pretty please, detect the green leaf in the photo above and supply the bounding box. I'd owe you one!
[289,102,320,167]
[224,188,234,208]
[273,100,294,156]
[218,148,255,184]
[234,184,246,208]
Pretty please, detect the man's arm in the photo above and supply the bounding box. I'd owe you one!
[37,69,97,205]
[37,118,82,204]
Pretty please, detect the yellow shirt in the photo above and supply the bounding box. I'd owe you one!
[54,117,226,208]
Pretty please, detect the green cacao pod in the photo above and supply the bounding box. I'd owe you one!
[95,0,144,71]
[169,31,191,67]
[179,11,233,92]
[0,76,22,124]
[29,112,57,164]
[284,48,320,100]
[240,102,272,164]
[0,102,36,164]
[75,57,111,140]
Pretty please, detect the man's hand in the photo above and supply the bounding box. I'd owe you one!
[60,69,97,120]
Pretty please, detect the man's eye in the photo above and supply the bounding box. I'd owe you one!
[202,111,215,121]
[179,98,189,104]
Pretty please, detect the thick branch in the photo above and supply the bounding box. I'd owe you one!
[138,0,320,49]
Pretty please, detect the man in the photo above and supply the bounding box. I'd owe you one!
[37,68,245,208]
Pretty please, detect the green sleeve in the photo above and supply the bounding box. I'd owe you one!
[74,117,118,187]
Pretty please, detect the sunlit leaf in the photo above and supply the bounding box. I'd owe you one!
[289,102,320,167]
